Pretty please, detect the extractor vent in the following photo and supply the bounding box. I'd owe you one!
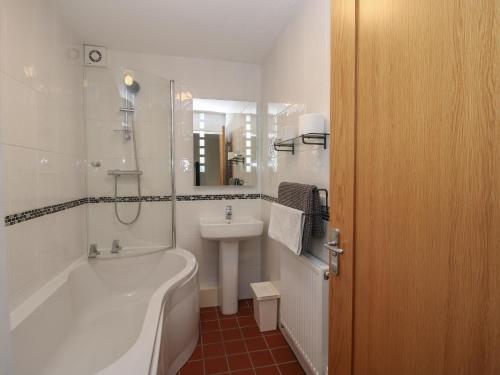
[84,45,107,67]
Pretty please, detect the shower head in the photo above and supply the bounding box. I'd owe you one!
[124,74,140,94]
[126,81,140,94]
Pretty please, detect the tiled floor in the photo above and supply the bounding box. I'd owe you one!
[178,299,306,375]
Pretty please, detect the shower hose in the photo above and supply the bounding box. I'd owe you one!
[114,96,142,225]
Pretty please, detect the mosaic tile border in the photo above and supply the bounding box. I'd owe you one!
[261,194,278,203]
[4,198,88,227]
[176,194,261,201]
[88,196,172,203]
[4,194,263,226]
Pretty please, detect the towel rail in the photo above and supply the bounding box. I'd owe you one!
[295,188,329,221]
[316,188,330,221]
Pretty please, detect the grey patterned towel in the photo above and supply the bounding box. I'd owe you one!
[277,182,325,252]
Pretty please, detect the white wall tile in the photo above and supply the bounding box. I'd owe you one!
[0,0,86,312]
[260,0,331,280]
[36,151,61,208]
[5,207,86,311]
[177,235,219,289]
[2,145,38,214]
[0,0,36,87]
[87,203,172,250]
[5,220,39,308]
[0,73,37,148]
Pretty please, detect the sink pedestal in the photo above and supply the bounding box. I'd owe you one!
[199,216,264,316]
[219,241,239,315]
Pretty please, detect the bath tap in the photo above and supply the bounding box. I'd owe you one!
[225,205,232,220]
[111,239,122,254]
[88,244,100,259]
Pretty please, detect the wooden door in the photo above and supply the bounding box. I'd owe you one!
[329,0,499,374]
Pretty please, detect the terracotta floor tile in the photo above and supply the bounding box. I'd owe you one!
[271,347,296,364]
[218,311,238,319]
[238,300,250,308]
[237,307,252,317]
[180,359,204,375]
[241,326,261,338]
[220,318,238,330]
[227,353,252,371]
[262,330,280,336]
[278,362,306,375]
[201,311,218,321]
[254,366,280,375]
[222,328,243,341]
[204,357,228,374]
[264,334,287,349]
[202,320,221,332]
[201,306,217,312]
[224,339,246,355]
[231,370,255,375]
[179,304,306,375]
[245,337,267,352]
[203,343,225,358]
[249,350,274,368]
[203,331,223,344]
[188,345,203,361]
[238,316,257,327]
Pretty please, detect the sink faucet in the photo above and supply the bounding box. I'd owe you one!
[111,239,122,254]
[225,205,232,220]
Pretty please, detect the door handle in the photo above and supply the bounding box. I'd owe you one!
[324,228,344,277]
[324,241,344,256]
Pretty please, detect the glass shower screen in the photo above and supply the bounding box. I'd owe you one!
[84,67,174,253]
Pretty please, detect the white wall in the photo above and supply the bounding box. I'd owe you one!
[0,0,86,311]
[0,68,11,371]
[0,2,10,371]
[92,49,263,299]
[0,170,11,375]
[260,0,331,285]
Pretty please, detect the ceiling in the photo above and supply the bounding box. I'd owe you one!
[52,0,304,64]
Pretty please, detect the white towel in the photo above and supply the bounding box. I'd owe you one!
[268,203,305,255]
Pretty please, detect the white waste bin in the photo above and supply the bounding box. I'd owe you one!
[250,282,280,332]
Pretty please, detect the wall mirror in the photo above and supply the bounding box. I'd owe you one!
[193,98,257,186]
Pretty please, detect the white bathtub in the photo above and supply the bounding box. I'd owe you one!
[10,248,199,375]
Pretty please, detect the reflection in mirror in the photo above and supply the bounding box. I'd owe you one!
[193,99,257,186]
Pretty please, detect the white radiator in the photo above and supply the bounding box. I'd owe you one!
[280,250,329,375]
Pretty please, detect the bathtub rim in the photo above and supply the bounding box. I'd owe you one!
[9,255,83,331]
[9,246,187,330]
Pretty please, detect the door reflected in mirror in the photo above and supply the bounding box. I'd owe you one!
[193,98,257,186]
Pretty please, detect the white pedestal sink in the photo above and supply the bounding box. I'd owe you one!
[200,217,264,315]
